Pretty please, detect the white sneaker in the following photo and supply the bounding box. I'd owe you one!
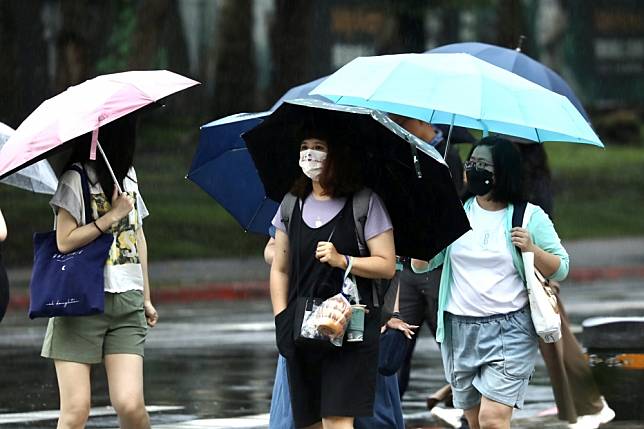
[596,397,616,424]
[568,418,599,429]
[568,397,616,429]
[431,406,463,428]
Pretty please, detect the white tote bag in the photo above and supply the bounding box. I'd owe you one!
[521,205,562,343]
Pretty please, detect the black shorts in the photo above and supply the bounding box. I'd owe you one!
[278,304,381,428]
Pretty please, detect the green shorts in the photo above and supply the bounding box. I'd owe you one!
[41,290,147,364]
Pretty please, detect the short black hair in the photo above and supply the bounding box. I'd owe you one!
[463,136,524,204]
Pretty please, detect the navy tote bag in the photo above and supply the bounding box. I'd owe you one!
[28,165,113,319]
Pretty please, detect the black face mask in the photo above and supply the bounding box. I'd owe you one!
[466,169,494,196]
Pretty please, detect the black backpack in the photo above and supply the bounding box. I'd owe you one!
[280,189,397,326]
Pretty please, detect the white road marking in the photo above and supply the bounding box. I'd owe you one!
[0,405,183,424]
[153,414,269,428]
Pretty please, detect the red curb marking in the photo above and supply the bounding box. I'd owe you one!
[569,267,644,282]
[7,281,270,310]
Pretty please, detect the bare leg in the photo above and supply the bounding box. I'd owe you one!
[478,396,513,429]
[427,383,453,409]
[323,416,355,429]
[464,403,481,429]
[304,422,323,429]
[54,360,91,429]
[105,354,150,429]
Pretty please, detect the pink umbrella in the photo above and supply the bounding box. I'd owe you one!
[0,70,199,191]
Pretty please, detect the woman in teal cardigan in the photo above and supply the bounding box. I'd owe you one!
[412,137,569,429]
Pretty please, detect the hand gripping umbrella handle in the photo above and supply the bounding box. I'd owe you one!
[96,141,124,194]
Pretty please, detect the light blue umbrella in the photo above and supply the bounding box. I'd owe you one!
[310,53,603,147]
[0,122,58,194]
[428,42,591,122]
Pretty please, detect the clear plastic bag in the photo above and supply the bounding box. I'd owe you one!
[300,293,352,347]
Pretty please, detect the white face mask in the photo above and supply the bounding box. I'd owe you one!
[298,149,327,180]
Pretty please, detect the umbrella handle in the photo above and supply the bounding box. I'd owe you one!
[96,141,124,194]
[444,114,455,160]
[409,143,422,179]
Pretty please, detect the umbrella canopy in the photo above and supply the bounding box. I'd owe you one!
[0,70,199,180]
[429,42,590,121]
[0,122,58,194]
[271,76,328,110]
[188,77,338,235]
[187,112,279,234]
[310,53,603,147]
[278,76,474,145]
[242,99,470,260]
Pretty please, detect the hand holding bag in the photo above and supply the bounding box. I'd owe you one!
[28,165,113,319]
[521,251,561,342]
[292,198,351,348]
[515,202,561,343]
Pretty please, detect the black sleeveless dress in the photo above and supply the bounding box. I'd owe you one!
[274,194,381,428]
[0,246,9,323]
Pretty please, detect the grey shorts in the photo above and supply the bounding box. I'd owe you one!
[441,306,538,410]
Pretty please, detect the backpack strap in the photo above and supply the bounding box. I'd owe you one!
[348,188,384,309]
[511,200,528,256]
[280,192,298,236]
[512,201,528,229]
[352,187,372,257]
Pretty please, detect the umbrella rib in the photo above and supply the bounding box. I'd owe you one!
[245,197,268,233]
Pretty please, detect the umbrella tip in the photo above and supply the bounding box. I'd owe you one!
[515,35,526,52]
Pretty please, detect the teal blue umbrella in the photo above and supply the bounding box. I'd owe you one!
[310,53,603,147]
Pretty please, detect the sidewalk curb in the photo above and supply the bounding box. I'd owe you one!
[6,266,644,310]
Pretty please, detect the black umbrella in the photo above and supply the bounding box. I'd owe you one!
[242,99,469,260]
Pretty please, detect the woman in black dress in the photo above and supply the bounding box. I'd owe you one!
[271,123,396,429]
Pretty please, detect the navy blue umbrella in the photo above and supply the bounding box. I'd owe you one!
[188,75,330,235]
[187,112,279,234]
[429,42,591,122]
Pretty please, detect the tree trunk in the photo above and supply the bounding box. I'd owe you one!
[268,0,313,103]
[212,0,257,117]
[0,0,49,127]
[496,0,524,49]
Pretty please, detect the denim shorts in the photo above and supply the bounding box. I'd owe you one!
[441,306,538,410]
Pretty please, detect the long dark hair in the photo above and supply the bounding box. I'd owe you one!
[290,116,364,199]
[462,136,524,204]
[66,114,138,197]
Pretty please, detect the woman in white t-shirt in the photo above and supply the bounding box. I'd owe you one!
[413,137,569,429]
[41,116,158,429]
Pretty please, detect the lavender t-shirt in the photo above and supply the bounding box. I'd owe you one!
[272,192,393,241]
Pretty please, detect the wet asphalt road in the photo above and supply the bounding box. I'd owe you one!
[1,277,644,428]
